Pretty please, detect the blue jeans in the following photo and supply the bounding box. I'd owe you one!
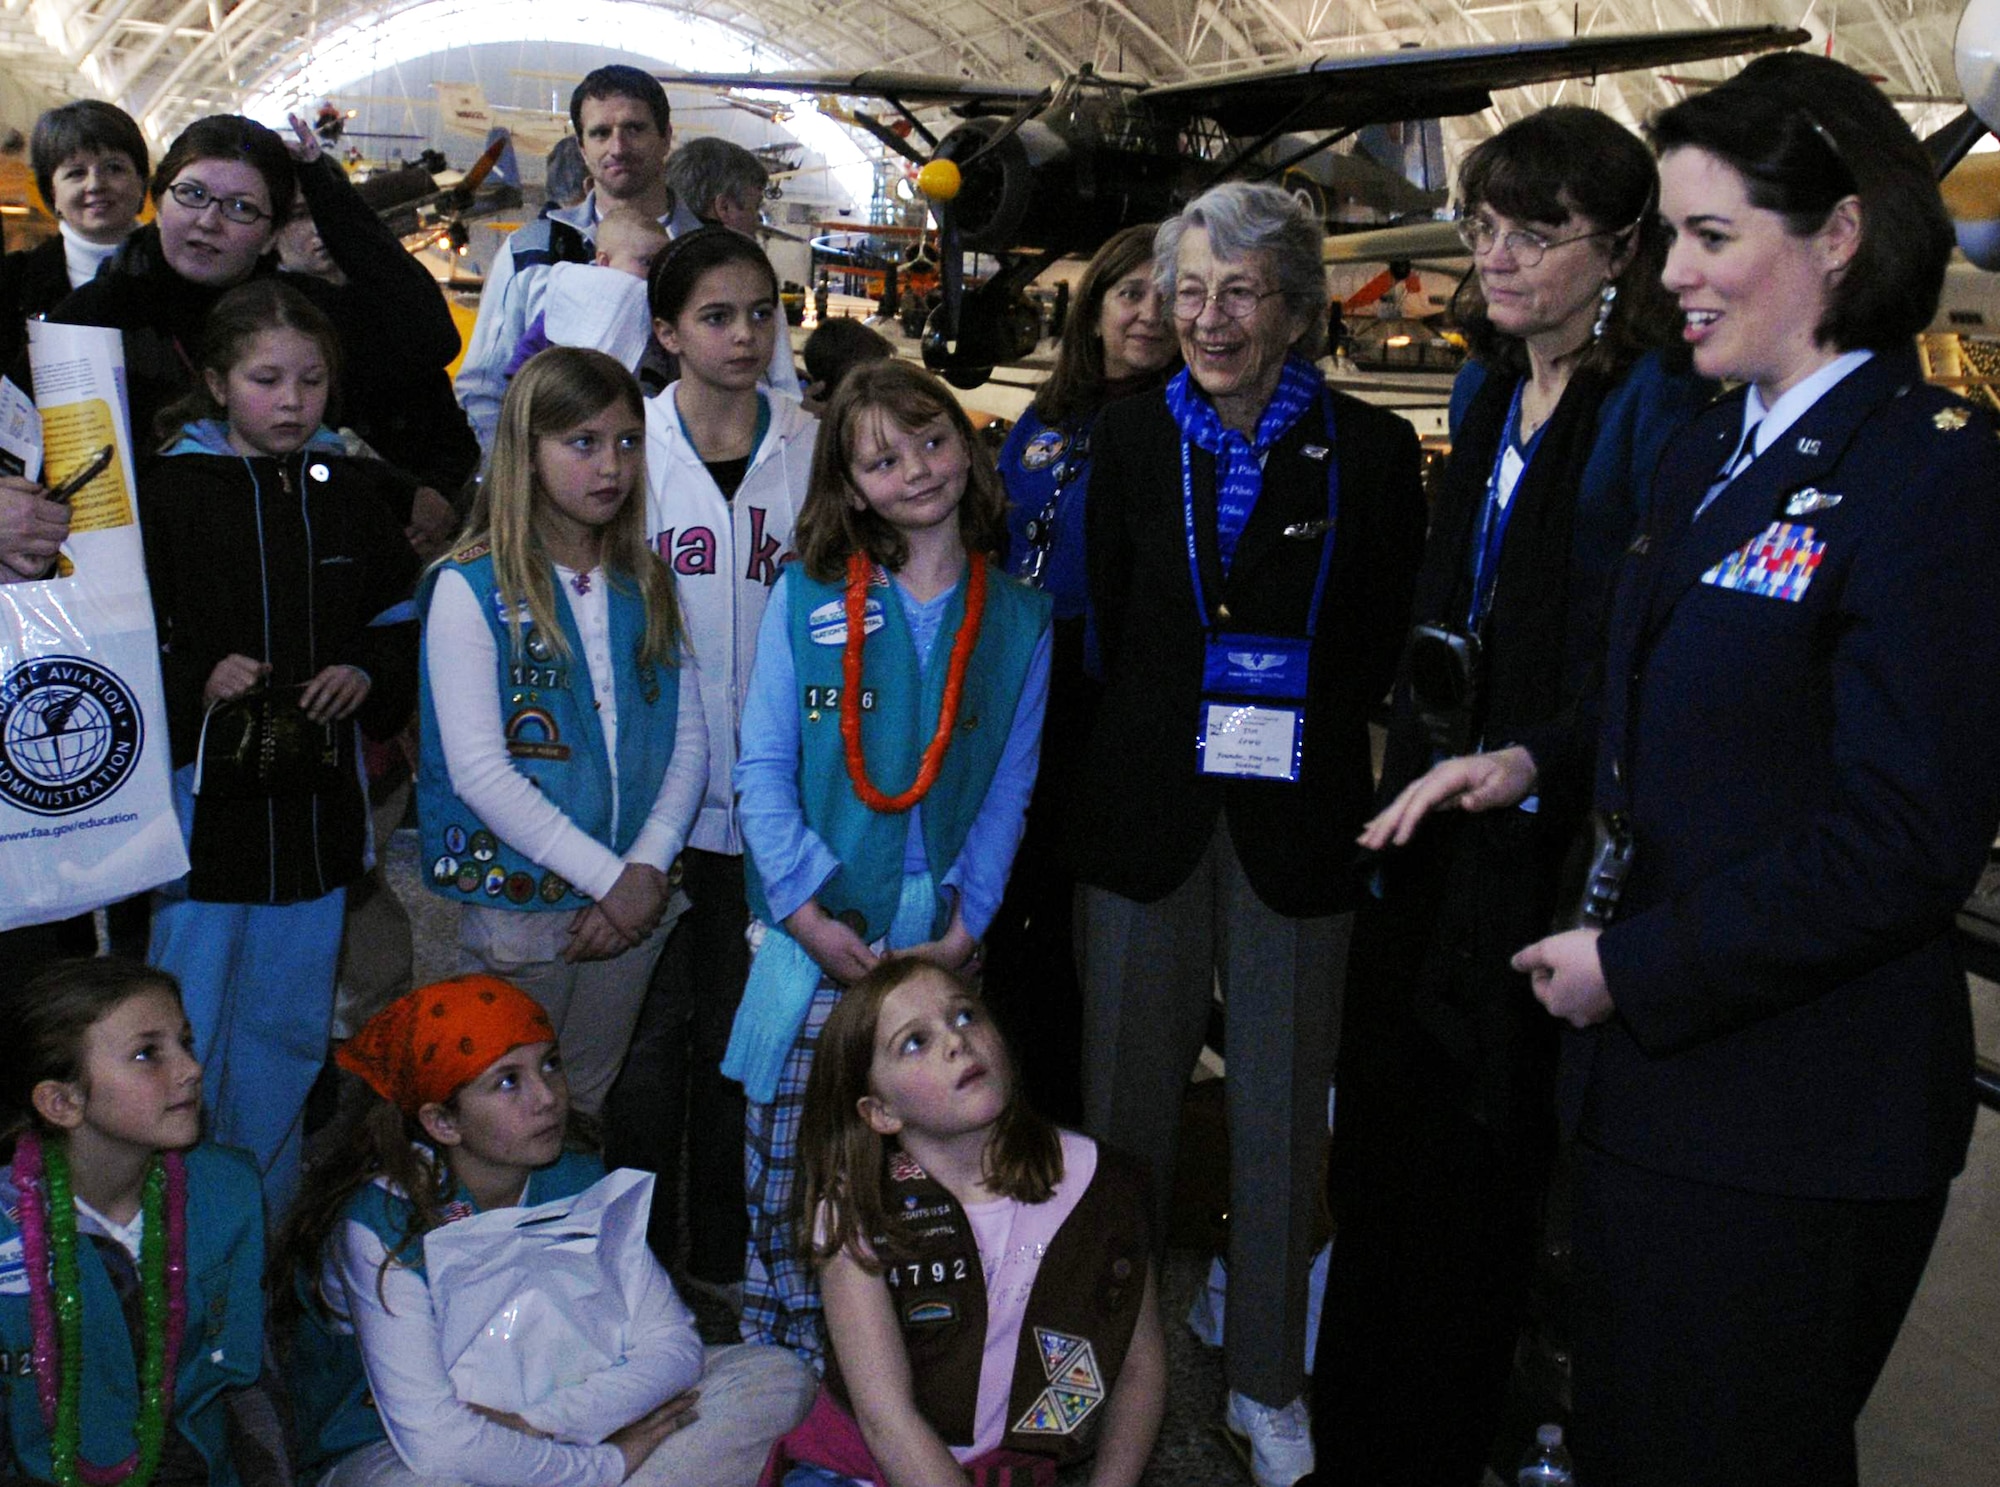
[150,887,345,1219]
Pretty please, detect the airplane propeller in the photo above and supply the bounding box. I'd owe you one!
[853,89,1053,364]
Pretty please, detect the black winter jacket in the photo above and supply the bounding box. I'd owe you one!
[142,434,418,903]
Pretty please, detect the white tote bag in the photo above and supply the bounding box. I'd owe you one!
[0,322,185,931]
[423,1167,659,1413]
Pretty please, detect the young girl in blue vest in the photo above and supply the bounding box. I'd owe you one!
[418,347,707,1118]
[725,358,1053,1360]
[0,958,267,1487]
[758,958,1164,1487]
[144,279,420,1217]
[272,973,814,1487]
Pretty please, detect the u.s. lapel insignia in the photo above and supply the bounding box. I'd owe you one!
[1783,487,1843,516]
[1934,407,1971,432]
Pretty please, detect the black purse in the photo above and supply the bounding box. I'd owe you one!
[194,683,347,800]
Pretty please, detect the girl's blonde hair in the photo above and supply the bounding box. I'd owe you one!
[454,347,681,668]
[797,959,1060,1271]
[792,359,1008,583]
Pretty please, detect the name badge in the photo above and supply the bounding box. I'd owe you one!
[1199,702,1303,781]
[1202,633,1310,701]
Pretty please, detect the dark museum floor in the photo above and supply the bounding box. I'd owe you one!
[381,829,2000,1486]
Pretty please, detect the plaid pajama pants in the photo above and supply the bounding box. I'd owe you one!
[741,978,842,1364]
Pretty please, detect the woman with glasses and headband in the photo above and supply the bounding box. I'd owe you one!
[1391,54,2000,1483]
[1308,106,1704,1486]
[985,223,1179,1123]
[39,117,300,451]
[38,115,463,547]
[1068,181,1425,1487]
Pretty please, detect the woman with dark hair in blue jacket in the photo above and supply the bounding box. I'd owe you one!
[1313,105,1705,1487]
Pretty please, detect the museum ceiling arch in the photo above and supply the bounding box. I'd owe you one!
[0,0,1977,150]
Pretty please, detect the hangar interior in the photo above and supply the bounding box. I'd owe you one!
[1,1,1997,1483]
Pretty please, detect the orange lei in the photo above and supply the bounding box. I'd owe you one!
[842,550,987,813]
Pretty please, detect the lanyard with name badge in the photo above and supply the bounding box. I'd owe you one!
[1184,395,1339,783]
[1466,380,1548,631]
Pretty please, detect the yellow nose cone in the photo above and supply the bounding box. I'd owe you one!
[917,159,962,202]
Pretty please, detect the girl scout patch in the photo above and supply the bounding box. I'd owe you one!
[1013,1328,1106,1435]
[1020,428,1067,471]
[807,595,886,645]
[1701,522,1825,602]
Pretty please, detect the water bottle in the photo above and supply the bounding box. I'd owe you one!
[1517,1422,1575,1485]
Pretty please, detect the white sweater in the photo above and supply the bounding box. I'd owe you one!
[425,562,707,901]
[643,386,817,856]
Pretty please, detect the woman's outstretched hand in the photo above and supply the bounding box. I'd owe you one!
[1357,745,1538,851]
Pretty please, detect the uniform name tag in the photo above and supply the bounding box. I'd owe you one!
[1198,702,1303,781]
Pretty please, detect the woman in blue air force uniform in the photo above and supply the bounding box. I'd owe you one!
[1377,52,2000,1485]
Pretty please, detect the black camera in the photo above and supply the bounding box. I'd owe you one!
[1404,622,1482,757]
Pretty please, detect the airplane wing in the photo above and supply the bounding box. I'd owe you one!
[656,69,1046,109]
[1137,26,1807,135]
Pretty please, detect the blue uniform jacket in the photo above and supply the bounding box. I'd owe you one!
[0,1143,264,1485]
[998,406,1094,622]
[1572,347,2000,1199]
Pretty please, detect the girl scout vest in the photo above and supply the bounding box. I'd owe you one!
[290,1150,605,1475]
[0,1144,265,1487]
[746,561,1049,941]
[417,548,679,911]
[825,1141,1150,1465]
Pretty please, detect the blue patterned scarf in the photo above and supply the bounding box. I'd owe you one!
[1165,355,1323,572]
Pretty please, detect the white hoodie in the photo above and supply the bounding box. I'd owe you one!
[645,384,818,855]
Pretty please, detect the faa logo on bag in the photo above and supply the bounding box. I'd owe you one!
[0,655,143,816]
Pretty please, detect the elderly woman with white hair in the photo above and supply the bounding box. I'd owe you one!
[1066,181,1426,1486]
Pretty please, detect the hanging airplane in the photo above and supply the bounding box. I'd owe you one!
[664,24,1805,386]
[356,128,523,253]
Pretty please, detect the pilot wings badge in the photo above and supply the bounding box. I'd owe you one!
[1783,487,1842,517]
[1226,651,1287,672]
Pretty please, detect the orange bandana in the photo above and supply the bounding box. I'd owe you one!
[337,974,556,1114]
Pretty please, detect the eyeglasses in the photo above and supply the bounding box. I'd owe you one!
[1454,215,1632,268]
[164,180,271,227]
[1172,282,1284,322]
